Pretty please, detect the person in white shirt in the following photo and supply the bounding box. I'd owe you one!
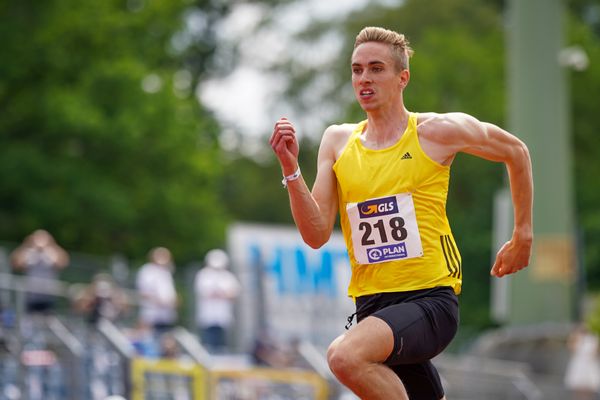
[194,249,241,353]
[565,323,600,400]
[136,247,178,335]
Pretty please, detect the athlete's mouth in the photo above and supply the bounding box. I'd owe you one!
[360,89,375,98]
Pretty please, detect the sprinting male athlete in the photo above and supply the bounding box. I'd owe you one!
[269,26,533,400]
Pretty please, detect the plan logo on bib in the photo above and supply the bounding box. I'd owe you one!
[367,243,408,263]
[358,196,398,219]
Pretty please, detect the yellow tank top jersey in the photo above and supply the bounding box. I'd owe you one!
[333,113,462,298]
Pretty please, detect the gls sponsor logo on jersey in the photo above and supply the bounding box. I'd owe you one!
[358,196,398,219]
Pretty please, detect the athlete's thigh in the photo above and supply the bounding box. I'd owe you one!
[332,315,395,364]
[372,299,458,365]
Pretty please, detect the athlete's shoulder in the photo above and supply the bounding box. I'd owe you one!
[320,122,362,160]
[323,122,360,138]
[417,112,475,129]
[417,112,480,139]
[321,122,361,147]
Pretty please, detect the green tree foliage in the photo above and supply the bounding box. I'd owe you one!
[0,0,227,261]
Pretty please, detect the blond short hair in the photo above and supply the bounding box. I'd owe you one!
[354,27,414,72]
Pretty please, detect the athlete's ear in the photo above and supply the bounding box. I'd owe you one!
[399,69,410,90]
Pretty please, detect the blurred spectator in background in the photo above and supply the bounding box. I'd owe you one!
[194,248,240,353]
[73,273,129,325]
[10,229,69,314]
[136,247,178,336]
[251,329,289,368]
[159,333,180,359]
[564,322,600,400]
[284,337,312,370]
[126,320,160,358]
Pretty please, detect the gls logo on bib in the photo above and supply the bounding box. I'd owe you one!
[358,196,398,218]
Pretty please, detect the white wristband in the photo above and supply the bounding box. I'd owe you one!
[282,166,301,188]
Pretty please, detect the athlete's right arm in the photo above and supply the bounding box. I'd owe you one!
[270,118,340,248]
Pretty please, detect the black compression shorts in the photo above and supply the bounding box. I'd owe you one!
[354,286,459,400]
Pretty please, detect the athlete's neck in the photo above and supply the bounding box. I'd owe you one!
[362,107,410,149]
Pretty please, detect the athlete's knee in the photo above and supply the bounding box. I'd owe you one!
[327,349,358,382]
[327,339,362,381]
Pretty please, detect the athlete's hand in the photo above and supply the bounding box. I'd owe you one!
[490,236,532,277]
[270,117,300,174]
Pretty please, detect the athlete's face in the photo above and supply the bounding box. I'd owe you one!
[351,42,409,112]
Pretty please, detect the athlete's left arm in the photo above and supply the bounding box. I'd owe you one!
[444,113,533,277]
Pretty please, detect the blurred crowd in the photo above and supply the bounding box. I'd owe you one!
[2,229,307,370]
[4,229,599,400]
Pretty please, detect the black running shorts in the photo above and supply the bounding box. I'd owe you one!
[355,286,459,400]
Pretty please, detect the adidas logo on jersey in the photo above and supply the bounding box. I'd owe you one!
[401,152,412,160]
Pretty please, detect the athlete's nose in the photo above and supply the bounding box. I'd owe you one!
[359,71,373,84]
